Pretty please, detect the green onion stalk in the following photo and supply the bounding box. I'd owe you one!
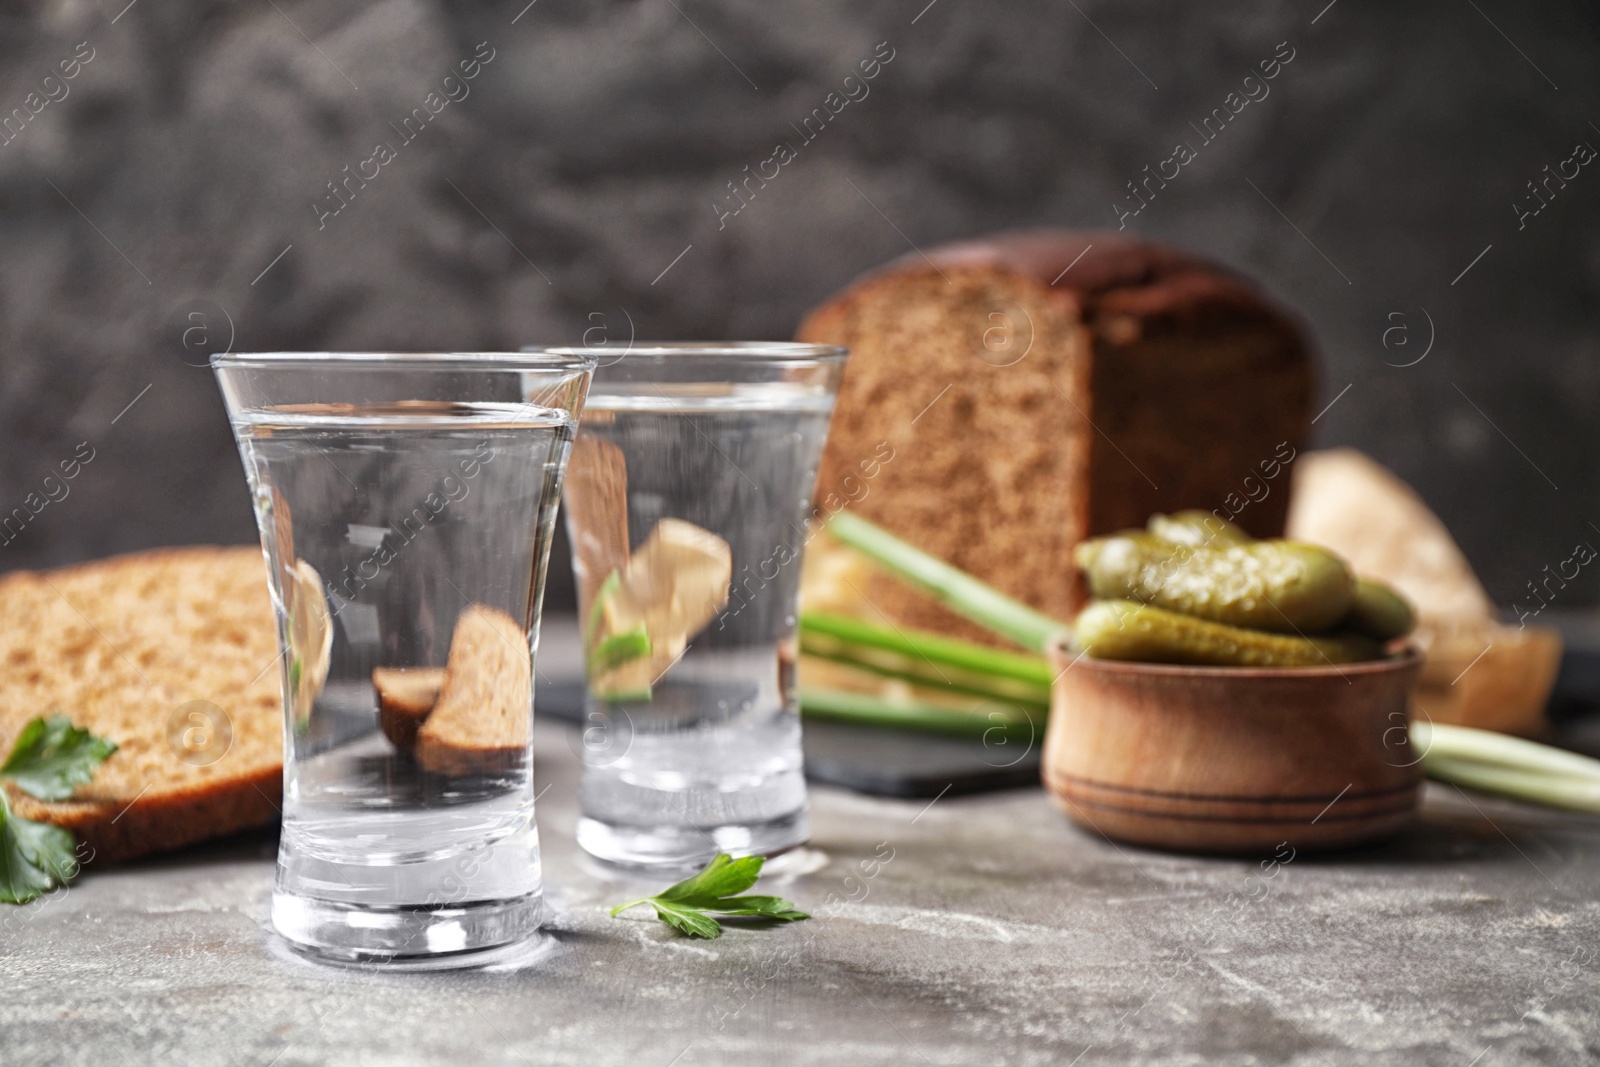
[799,687,1042,742]
[1414,722,1600,813]
[825,511,1068,654]
[800,612,1051,708]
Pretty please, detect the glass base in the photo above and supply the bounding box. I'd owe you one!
[575,809,809,870]
[272,891,543,963]
[271,812,544,962]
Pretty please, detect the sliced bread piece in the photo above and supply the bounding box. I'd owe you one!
[414,605,531,776]
[373,667,445,752]
[0,546,282,863]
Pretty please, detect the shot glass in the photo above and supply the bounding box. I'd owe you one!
[213,351,594,961]
[557,342,847,867]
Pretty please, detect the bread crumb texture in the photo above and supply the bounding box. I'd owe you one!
[800,265,1090,644]
[0,546,283,862]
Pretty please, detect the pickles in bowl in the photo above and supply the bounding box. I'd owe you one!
[1070,511,1414,667]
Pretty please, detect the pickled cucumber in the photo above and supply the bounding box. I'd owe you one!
[1146,510,1250,547]
[1072,600,1380,667]
[1074,534,1355,634]
[1344,578,1415,641]
[1142,514,1414,642]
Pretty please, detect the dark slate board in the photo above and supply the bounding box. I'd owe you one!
[535,681,1041,798]
[1550,617,1600,722]
[800,720,1042,797]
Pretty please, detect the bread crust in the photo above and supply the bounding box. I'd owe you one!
[11,763,282,865]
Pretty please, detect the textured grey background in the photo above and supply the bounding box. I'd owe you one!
[0,0,1597,610]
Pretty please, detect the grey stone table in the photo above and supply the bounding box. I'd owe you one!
[6,626,1600,1066]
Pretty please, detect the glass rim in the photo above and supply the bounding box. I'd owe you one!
[211,351,599,371]
[531,342,848,364]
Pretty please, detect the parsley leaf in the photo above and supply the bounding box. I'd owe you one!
[650,900,724,939]
[0,715,117,904]
[688,894,810,921]
[655,852,764,902]
[1,715,119,801]
[0,790,80,904]
[609,852,810,939]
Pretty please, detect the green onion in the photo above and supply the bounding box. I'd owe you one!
[800,612,1051,707]
[1423,756,1600,812]
[826,512,1068,654]
[1416,721,1600,813]
[1415,721,1600,782]
[800,687,1042,741]
[586,623,651,677]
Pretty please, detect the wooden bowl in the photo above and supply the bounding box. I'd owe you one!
[1041,641,1423,854]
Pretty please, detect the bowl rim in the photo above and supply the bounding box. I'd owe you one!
[1046,637,1421,680]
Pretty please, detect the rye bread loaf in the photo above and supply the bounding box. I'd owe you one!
[797,229,1315,642]
[0,547,282,863]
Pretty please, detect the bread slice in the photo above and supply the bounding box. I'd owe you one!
[373,667,445,752]
[562,434,631,624]
[0,547,282,863]
[1413,628,1562,736]
[796,229,1314,645]
[414,606,531,776]
[587,518,734,698]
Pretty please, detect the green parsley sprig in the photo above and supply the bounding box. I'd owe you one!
[0,716,118,904]
[609,852,809,939]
